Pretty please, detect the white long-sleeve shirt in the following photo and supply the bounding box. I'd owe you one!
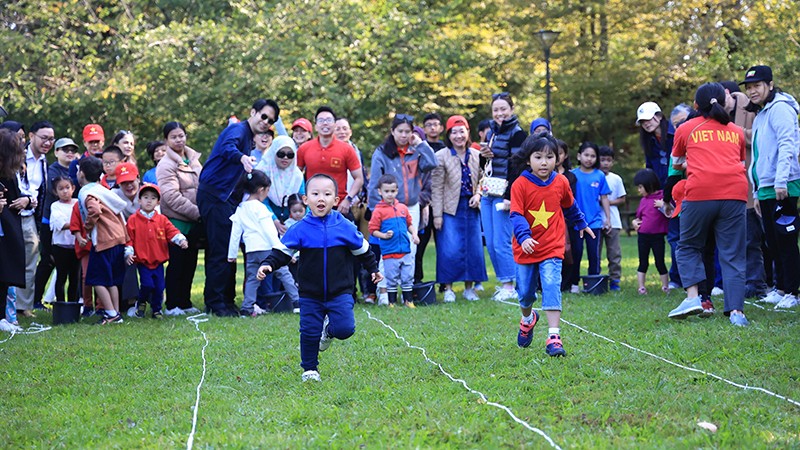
[228,200,283,260]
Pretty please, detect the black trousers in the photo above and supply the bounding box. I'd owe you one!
[760,198,800,295]
[52,245,80,302]
[197,189,238,312]
[33,224,55,303]
[637,233,668,274]
[414,217,434,284]
[165,224,201,310]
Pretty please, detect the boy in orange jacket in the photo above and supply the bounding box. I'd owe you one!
[125,184,187,318]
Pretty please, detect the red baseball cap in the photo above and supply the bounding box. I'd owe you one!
[672,179,687,217]
[139,183,160,199]
[291,118,313,133]
[115,162,139,184]
[82,124,105,142]
[446,115,470,134]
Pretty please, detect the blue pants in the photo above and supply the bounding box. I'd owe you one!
[299,293,355,372]
[667,216,682,287]
[516,258,563,310]
[137,264,165,313]
[569,228,601,285]
[480,196,515,283]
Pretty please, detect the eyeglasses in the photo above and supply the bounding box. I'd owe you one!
[35,134,56,144]
[395,114,414,123]
[316,117,335,124]
[102,160,120,167]
[260,113,275,125]
[276,150,295,159]
[492,92,510,100]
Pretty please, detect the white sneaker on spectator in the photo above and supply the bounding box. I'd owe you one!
[775,294,798,309]
[668,282,680,290]
[126,306,138,318]
[463,288,479,301]
[492,286,518,301]
[570,284,580,294]
[302,370,321,382]
[474,283,485,292]
[253,304,269,315]
[378,293,389,306]
[758,289,783,304]
[0,319,22,333]
[165,307,186,316]
[182,307,201,314]
[443,290,456,303]
[711,287,724,296]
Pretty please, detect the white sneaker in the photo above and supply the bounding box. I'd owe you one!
[492,286,519,301]
[301,370,321,382]
[711,287,724,296]
[126,306,138,318]
[165,307,186,316]
[463,288,479,301]
[377,293,389,306]
[474,283,485,292]
[253,304,268,315]
[570,284,580,294]
[758,290,783,304]
[668,282,681,290]
[319,315,332,352]
[443,290,456,303]
[0,319,22,333]
[182,307,201,314]
[775,294,799,309]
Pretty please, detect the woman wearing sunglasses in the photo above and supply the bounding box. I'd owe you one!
[156,121,204,316]
[254,135,304,235]
[480,92,528,301]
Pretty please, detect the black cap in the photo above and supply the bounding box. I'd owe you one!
[739,65,773,85]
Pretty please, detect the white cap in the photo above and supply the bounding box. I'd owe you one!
[636,102,662,125]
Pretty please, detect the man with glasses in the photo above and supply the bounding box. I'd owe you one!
[68,124,105,188]
[33,137,81,308]
[197,98,280,317]
[13,121,54,316]
[297,106,364,217]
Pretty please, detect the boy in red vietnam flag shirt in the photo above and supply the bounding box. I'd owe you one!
[125,184,188,318]
[509,133,595,357]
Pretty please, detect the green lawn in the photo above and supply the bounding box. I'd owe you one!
[2,235,798,449]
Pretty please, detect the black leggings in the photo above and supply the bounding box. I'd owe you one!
[52,245,80,302]
[638,233,668,274]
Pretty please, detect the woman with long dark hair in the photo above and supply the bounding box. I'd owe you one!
[0,128,26,325]
[667,82,749,325]
[636,101,671,188]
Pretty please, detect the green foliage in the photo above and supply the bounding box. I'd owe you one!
[1,0,798,170]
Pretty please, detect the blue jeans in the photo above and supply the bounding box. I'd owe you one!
[516,258,563,310]
[299,293,356,372]
[480,196,515,283]
[667,216,682,287]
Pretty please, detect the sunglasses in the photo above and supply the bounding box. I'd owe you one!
[58,146,79,153]
[395,114,414,123]
[276,150,295,159]
[260,113,275,125]
[492,92,511,100]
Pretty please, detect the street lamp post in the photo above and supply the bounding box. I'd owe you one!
[535,29,560,123]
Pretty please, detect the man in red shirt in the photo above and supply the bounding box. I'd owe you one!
[297,106,364,216]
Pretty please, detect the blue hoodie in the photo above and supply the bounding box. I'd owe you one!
[198,121,254,202]
[750,91,800,199]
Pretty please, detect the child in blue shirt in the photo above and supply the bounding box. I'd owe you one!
[569,142,611,293]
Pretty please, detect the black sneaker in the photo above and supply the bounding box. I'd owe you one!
[135,302,147,318]
[97,314,124,325]
[152,311,163,319]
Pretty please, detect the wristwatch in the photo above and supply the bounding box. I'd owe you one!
[345,195,354,203]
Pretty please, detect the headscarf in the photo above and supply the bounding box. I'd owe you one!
[255,135,303,208]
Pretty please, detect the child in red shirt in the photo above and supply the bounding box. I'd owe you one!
[509,133,594,357]
[125,184,187,318]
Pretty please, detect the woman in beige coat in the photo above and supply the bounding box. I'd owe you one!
[156,121,203,315]
[431,115,488,303]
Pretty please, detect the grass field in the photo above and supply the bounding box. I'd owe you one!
[2,235,799,449]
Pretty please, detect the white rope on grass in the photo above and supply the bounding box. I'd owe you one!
[0,321,52,345]
[493,298,800,408]
[363,309,563,450]
[186,313,210,450]
[744,301,797,314]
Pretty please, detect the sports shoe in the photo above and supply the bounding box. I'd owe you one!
[545,334,567,357]
[443,290,456,303]
[404,301,416,309]
[729,311,749,327]
[474,283,485,292]
[517,310,539,348]
[758,289,783,304]
[570,284,580,294]
[492,286,519,302]
[377,293,389,306]
[182,307,201,315]
[135,302,146,318]
[463,288,479,301]
[319,315,333,352]
[81,307,95,318]
[152,311,163,319]
[292,300,300,314]
[668,282,681,290]
[668,297,704,319]
[363,293,376,304]
[301,370,321,382]
[0,319,23,333]
[669,297,703,319]
[699,299,715,317]
[253,304,268,315]
[98,314,124,325]
[711,287,724,296]
[775,294,799,309]
[165,307,185,316]
[609,279,621,291]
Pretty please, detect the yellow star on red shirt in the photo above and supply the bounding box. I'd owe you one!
[529,202,555,229]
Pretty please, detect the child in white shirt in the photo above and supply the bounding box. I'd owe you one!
[49,177,80,302]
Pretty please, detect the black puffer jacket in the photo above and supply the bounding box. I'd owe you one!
[483,115,527,199]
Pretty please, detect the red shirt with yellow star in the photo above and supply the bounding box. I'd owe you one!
[510,170,587,264]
